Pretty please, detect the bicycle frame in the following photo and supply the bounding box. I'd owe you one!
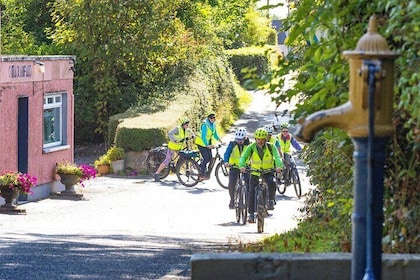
[277,152,302,198]
[146,136,196,180]
[234,170,248,225]
[204,144,224,177]
[250,168,274,233]
[196,143,229,189]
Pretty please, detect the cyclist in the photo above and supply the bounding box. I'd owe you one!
[277,123,302,185]
[272,112,281,132]
[263,124,283,158]
[223,128,250,209]
[195,111,223,181]
[154,118,195,182]
[239,128,283,223]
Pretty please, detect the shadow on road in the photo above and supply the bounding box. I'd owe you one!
[0,233,227,279]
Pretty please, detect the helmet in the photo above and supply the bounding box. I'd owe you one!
[254,128,268,139]
[180,118,190,125]
[280,123,289,129]
[263,125,273,135]
[234,128,247,140]
[207,111,216,118]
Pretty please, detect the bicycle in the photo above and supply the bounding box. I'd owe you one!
[276,152,302,199]
[198,143,230,189]
[233,169,248,225]
[146,137,201,187]
[250,168,274,233]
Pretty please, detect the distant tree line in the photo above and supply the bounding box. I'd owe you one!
[0,0,273,142]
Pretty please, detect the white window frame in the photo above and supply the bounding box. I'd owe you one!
[43,92,67,151]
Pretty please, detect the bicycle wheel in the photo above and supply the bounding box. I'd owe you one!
[291,167,302,199]
[235,185,240,223]
[256,189,265,233]
[215,161,229,189]
[146,151,170,179]
[176,158,200,187]
[239,183,248,225]
[276,172,286,195]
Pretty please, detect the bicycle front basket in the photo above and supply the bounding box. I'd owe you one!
[179,150,200,159]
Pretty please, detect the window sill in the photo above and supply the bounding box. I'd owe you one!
[43,145,71,154]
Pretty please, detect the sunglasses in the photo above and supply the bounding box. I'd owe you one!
[282,130,288,133]
[209,116,216,119]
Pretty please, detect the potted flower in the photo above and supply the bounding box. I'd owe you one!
[0,170,37,209]
[106,146,125,174]
[56,161,97,195]
[94,155,111,175]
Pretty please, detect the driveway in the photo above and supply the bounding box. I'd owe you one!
[0,91,311,280]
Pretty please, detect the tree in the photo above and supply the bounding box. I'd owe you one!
[49,0,198,142]
[264,0,419,253]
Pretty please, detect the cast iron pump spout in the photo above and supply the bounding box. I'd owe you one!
[294,102,353,142]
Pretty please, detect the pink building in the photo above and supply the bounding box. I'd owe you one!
[0,56,76,204]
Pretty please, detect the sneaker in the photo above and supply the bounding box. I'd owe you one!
[268,200,275,210]
[154,173,161,182]
[229,200,234,209]
[248,213,255,223]
[199,176,210,181]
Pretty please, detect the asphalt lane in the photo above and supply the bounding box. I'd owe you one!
[0,90,312,280]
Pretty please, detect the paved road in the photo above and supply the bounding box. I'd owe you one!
[0,91,312,280]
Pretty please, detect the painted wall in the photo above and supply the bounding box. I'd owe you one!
[0,56,76,201]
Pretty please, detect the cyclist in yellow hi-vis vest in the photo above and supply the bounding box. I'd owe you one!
[263,124,283,158]
[223,128,250,209]
[154,119,195,182]
[239,128,283,223]
[195,111,223,181]
[277,123,302,185]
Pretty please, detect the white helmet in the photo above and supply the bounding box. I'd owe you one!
[234,128,247,140]
[263,125,273,135]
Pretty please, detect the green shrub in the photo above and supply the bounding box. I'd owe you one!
[109,56,240,152]
[266,28,278,46]
[115,128,167,152]
[106,146,125,161]
[94,155,111,167]
[225,46,278,89]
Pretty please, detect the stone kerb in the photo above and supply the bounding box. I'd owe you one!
[191,253,420,280]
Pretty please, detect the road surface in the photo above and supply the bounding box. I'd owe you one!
[0,91,312,280]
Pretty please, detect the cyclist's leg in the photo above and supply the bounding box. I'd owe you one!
[283,153,291,182]
[263,172,276,210]
[197,145,211,177]
[248,175,258,216]
[154,149,174,181]
[228,168,239,209]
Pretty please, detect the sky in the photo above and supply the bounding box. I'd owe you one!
[257,0,289,19]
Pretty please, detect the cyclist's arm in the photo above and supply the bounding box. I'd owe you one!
[213,126,223,144]
[223,142,234,163]
[186,128,195,139]
[271,145,284,169]
[291,137,302,152]
[167,127,180,142]
[200,123,210,146]
[239,145,252,168]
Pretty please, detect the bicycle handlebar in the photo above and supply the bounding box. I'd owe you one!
[210,143,225,149]
[249,168,276,175]
[176,135,195,143]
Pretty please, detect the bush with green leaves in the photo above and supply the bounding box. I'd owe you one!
[258,0,419,253]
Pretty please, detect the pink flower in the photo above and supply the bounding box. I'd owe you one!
[0,171,37,194]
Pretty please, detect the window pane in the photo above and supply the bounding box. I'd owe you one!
[43,108,61,144]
